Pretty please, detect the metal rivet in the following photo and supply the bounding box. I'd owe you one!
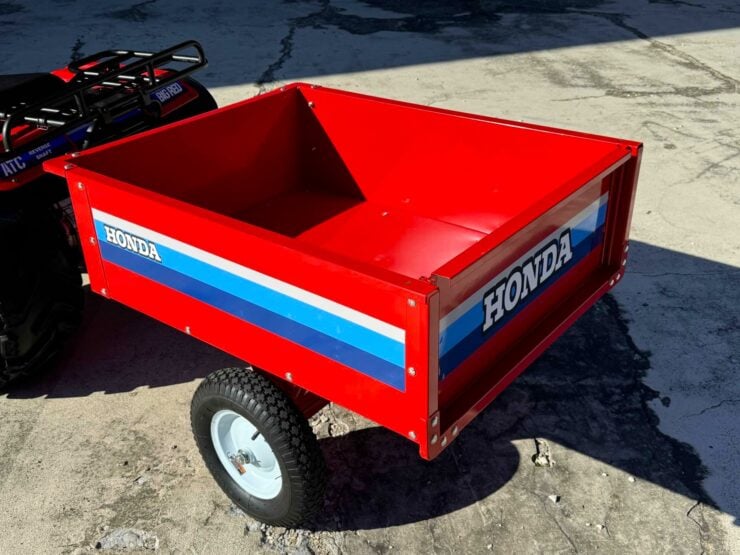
[407,299,416,307]
[624,244,629,253]
[408,431,416,440]
[441,436,448,447]
[452,425,459,436]
[285,372,293,382]
[431,415,439,427]
[431,434,438,445]
[100,288,108,297]
[622,259,627,266]
[77,182,84,190]
[63,163,75,170]
[408,367,416,376]
[308,101,315,108]
[71,151,80,158]
[609,279,615,286]
[615,273,621,281]
[89,237,96,245]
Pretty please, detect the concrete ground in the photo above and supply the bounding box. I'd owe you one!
[1,1,738,553]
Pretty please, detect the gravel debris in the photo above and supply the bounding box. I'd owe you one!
[532,438,554,467]
[96,528,159,551]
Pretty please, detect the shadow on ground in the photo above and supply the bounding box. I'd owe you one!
[3,1,740,91]
[6,240,737,529]
[131,1,740,88]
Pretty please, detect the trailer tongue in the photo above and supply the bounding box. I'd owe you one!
[45,83,641,526]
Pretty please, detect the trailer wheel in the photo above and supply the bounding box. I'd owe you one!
[191,367,327,527]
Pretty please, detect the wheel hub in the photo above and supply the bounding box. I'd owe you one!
[210,409,283,499]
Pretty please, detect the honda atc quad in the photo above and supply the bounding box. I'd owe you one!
[0,41,216,388]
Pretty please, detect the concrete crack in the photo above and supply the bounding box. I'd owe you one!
[256,23,297,89]
[686,501,711,553]
[70,36,85,62]
[683,399,740,418]
[575,10,739,98]
[630,271,740,278]
[256,1,330,90]
[104,0,158,22]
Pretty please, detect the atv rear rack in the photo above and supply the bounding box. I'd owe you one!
[1,40,208,153]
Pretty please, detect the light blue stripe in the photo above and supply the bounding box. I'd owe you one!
[571,201,607,247]
[94,220,405,367]
[439,200,608,356]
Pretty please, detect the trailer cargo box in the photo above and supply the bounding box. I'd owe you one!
[46,83,641,525]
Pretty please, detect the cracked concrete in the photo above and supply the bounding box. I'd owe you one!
[0,0,738,553]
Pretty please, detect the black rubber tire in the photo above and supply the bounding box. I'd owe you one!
[0,203,83,389]
[191,367,327,527]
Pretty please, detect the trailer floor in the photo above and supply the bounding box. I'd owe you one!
[1,1,738,554]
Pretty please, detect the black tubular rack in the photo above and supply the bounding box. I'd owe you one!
[1,40,208,153]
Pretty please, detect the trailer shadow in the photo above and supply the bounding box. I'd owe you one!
[306,292,717,531]
[4,241,738,530]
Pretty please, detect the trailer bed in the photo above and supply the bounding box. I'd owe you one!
[45,83,641,460]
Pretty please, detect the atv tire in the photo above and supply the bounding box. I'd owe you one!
[0,203,83,389]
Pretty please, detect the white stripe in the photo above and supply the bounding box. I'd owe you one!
[440,194,609,331]
[92,209,405,343]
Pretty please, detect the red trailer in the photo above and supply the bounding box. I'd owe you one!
[45,83,642,527]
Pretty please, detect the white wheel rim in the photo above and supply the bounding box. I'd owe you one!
[210,409,283,500]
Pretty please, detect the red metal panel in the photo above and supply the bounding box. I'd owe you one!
[297,201,486,278]
[53,166,436,446]
[62,163,109,297]
[102,261,423,439]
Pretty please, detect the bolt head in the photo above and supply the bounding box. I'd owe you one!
[609,279,615,286]
[407,299,416,307]
[89,237,96,245]
[308,101,315,108]
[100,288,108,297]
[441,436,448,447]
[77,182,84,190]
[285,372,293,382]
[431,434,438,445]
[71,151,81,158]
[431,415,439,427]
[408,431,416,440]
[63,163,75,170]
[408,367,416,376]
[452,425,459,436]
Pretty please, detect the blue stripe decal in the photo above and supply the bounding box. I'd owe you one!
[99,242,406,391]
[439,202,608,359]
[439,224,605,378]
[93,221,404,368]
